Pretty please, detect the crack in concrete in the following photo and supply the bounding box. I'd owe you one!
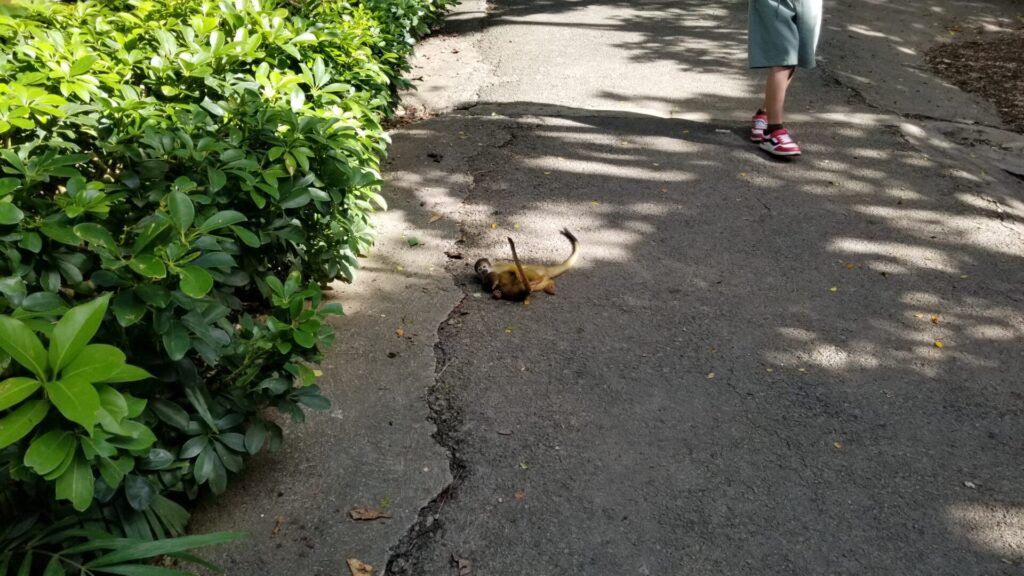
[384,119,516,574]
[384,296,469,576]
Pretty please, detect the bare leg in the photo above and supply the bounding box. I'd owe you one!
[761,66,795,125]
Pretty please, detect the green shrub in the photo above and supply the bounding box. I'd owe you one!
[0,0,456,571]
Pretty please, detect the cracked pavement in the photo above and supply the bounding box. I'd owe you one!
[191,0,1024,574]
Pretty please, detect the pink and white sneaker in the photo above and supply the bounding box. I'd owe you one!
[750,113,768,143]
[759,127,802,156]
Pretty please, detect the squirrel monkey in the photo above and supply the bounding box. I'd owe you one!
[474,228,579,301]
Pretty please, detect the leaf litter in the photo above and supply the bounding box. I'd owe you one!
[347,558,375,576]
[349,506,391,521]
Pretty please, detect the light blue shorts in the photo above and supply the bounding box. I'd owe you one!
[748,0,822,69]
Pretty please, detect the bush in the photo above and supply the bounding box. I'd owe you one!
[0,0,455,572]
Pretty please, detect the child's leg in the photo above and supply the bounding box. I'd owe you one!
[762,66,795,126]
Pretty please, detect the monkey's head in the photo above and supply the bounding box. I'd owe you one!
[474,258,492,277]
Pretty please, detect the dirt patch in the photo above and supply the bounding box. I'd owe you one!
[925,27,1024,133]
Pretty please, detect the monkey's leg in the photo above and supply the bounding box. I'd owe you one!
[531,278,557,295]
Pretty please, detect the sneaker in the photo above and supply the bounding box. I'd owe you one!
[750,113,768,143]
[759,128,802,156]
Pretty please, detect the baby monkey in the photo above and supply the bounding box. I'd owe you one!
[474,228,579,301]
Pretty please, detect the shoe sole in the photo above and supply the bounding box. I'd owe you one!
[759,143,801,156]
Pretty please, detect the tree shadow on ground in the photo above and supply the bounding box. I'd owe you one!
[388,101,1024,574]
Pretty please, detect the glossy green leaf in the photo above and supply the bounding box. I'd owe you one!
[19,231,42,253]
[0,315,48,379]
[168,191,195,231]
[42,440,77,481]
[108,420,156,452]
[162,322,190,361]
[0,202,24,225]
[151,399,190,431]
[193,446,217,484]
[129,255,167,279]
[62,344,126,382]
[244,420,266,455]
[178,266,213,298]
[44,377,100,432]
[230,225,261,247]
[124,474,157,511]
[21,291,66,312]
[207,167,227,192]
[24,430,75,476]
[179,435,209,459]
[85,532,246,569]
[196,210,246,233]
[97,383,129,421]
[113,290,147,327]
[102,364,154,384]
[49,293,111,372]
[55,450,94,512]
[74,223,119,253]
[42,555,63,576]
[0,377,41,410]
[97,456,129,489]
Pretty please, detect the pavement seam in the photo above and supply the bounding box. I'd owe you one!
[384,296,470,576]
[383,121,516,575]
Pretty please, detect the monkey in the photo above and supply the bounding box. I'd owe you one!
[474,228,579,301]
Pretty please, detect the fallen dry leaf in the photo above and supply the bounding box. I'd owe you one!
[272,515,285,536]
[490,223,497,229]
[444,250,464,260]
[395,327,405,338]
[504,326,513,333]
[347,558,375,576]
[429,211,443,223]
[451,554,473,576]
[514,489,526,501]
[833,441,843,450]
[934,340,944,349]
[349,506,392,521]
[930,314,940,324]
[706,372,716,379]
[829,286,838,293]
[845,262,857,269]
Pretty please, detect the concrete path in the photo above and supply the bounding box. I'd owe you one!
[192,0,1024,574]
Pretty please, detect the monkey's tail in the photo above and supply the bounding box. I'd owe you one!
[506,237,531,294]
[545,228,579,279]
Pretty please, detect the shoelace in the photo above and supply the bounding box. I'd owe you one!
[773,131,794,144]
